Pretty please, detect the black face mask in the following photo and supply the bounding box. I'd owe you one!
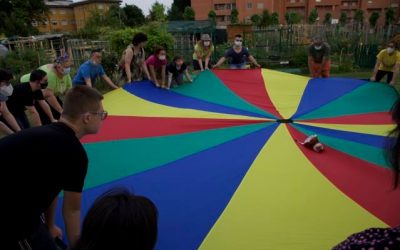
[40,82,48,89]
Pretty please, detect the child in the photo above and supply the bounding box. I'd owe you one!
[166,55,193,89]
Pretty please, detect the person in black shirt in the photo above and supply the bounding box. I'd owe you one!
[6,69,57,129]
[213,34,261,69]
[166,55,193,89]
[1,85,106,249]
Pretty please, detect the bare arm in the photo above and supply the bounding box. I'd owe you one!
[26,105,41,126]
[149,65,159,86]
[84,78,92,88]
[124,49,134,82]
[204,49,213,69]
[167,72,173,86]
[390,63,400,85]
[248,55,261,67]
[142,62,151,80]
[370,60,381,81]
[161,65,166,85]
[45,197,62,239]
[38,100,57,122]
[63,191,82,246]
[101,75,119,89]
[213,57,226,68]
[43,89,63,114]
[196,50,204,71]
[308,56,314,75]
[0,102,20,132]
[184,69,192,82]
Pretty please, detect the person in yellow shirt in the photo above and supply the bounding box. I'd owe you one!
[192,34,214,72]
[370,41,400,86]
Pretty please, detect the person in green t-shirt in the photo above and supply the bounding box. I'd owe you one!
[370,41,400,86]
[20,54,72,121]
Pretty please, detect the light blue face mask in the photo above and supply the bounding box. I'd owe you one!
[63,67,71,75]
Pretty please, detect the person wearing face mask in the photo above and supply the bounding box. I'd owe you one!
[213,34,261,69]
[0,69,21,135]
[20,54,72,123]
[166,55,193,89]
[6,69,57,129]
[308,36,331,78]
[145,47,168,88]
[370,41,400,86]
[117,32,151,85]
[192,34,215,72]
[73,49,119,90]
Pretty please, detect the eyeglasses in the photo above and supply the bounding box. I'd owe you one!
[90,110,108,120]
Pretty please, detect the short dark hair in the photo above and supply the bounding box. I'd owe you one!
[154,47,165,55]
[132,32,148,46]
[62,86,104,120]
[72,188,158,250]
[388,41,398,49]
[0,69,13,82]
[29,69,47,82]
[173,55,183,62]
[91,48,102,55]
[235,34,242,38]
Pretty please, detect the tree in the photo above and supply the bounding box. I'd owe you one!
[123,4,145,26]
[250,14,261,26]
[308,9,318,24]
[149,2,167,22]
[167,4,182,20]
[323,13,332,25]
[183,6,195,20]
[354,9,364,26]
[260,10,271,26]
[285,11,301,25]
[339,12,347,26]
[368,11,380,28]
[168,0,190,21]
[231,8,239,24]
[84,4,125,30]
[271,12,279,25]
[385,7,396,26]
[0,0,49,36]
[208,10,217,24]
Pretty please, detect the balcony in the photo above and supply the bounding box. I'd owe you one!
[286,0,306,8]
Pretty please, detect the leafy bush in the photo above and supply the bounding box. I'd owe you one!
[0,48,51,82]
[106,22,175,59]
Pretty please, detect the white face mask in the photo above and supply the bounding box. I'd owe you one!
[204,41,210,46]
[0,84,13,97]
[158,55,166,60]
[314,45,322,50]
[387,47,395,54]
[234,41,242,46]
[63,67,71,75]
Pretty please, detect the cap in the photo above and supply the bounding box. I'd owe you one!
[201,34,211,41]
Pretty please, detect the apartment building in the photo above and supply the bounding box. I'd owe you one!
[192,0,400,26]
[35,0,121,33]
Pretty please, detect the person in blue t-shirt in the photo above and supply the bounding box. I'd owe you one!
[73,49,119,90]
[213,34,261,69]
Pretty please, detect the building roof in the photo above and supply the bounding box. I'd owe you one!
[71,0,121,7]
[168,20,215,33]
[45,0,73,7]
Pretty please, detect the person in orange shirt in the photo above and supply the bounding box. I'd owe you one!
[308,36,331,78]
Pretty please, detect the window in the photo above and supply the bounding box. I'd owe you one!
[59,9,66,14]
[289,0,296,3]
[343,2,348,6]
[316,0,321,2]
[226,15,231,21]
[257,3,264,9]
[51,9,57,14]
[51,20,58,26]
[61,20,68,26]
[97,4,104,9]
[367,0,372,3]
[215,4,225,10]
[247,2,252,9]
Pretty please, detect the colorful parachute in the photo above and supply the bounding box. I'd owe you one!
[57,69,400,249]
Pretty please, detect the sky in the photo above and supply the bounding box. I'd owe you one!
[120,0,174,15]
